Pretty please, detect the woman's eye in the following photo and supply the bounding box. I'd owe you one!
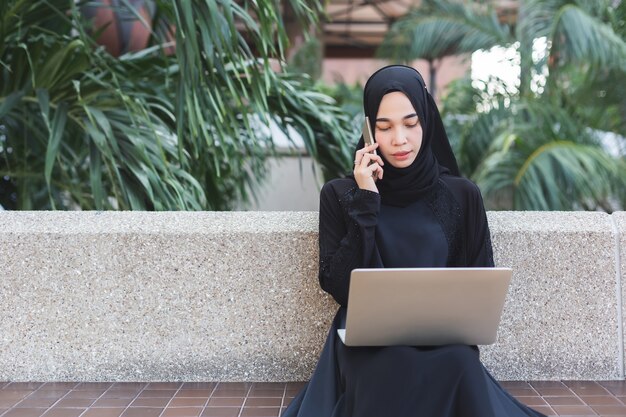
[406,122,419,128]
[376,126,390,132]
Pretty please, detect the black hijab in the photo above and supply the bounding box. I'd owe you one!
[355,65,460,207]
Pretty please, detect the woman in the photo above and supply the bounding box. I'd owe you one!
[283,65,545,417]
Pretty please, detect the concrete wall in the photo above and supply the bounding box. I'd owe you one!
[0,211,624,382]
[242,157,323,211]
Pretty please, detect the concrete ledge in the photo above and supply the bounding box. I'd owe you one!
[614,212,626,377]
[0,211,624,381]
[483,212,619,380]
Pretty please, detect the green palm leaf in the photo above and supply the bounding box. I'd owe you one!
[551,4,626,71]
[472,99,623,211]
[379,0,514,62]
[1,0,350,210]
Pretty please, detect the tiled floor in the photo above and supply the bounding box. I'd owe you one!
[1,380,626,416]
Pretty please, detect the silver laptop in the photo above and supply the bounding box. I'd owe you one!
[337,268,512,346]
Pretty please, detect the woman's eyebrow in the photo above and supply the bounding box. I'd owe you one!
[376,113,418,122]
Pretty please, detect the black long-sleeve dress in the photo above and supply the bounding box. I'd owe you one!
[283,175,546,417]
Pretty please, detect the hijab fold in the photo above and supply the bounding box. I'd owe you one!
[354,65,460,207]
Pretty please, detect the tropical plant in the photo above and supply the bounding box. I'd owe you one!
[380,0,626,211]
[318,80,364,134]
[0,0,354,210]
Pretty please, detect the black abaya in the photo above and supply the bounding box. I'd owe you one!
[283,176,546,417]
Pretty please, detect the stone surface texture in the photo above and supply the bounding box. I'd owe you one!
[482,212,619,380]
[613,211,626,378]
[0,211,624,381]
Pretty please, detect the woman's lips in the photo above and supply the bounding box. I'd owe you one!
[392,151,411,160]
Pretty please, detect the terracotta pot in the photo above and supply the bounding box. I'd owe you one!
[81,0,155,57]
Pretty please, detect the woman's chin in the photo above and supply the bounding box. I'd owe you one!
[389,158,416,169]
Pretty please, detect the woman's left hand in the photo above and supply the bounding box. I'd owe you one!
[353,143,384,193]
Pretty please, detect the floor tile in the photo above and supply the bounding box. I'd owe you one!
[64,390,106,399]
[500,381,533,388]
[579,396,622,406]
[598,382,626,396]
[161,407,203,417]
[244,397,283,407]
[138,390,177,398]
[168,398,207,408]
[206,398,244,407]
[41,408,84,417]
[81,408,125,417]
[2,409,45,417]
[240,408,280,417]
[26,390,69,399]
[534,387,576,396]
[516,396,548,406]
[567,384,611,396]
[99,390,141,400]
[110,383,146,391]
[544,396,585,406]
[215,383,252,390]
[180,383,216,390]
[0,391,34,401]
[248,389,283,398]
[54,398,95,408]
[15,397,58,408]
[91,398,133,408]
[74,383,113,391]
[528,406,556,416]
[0,398,21,408]
[175,390,213,398]
[211,389,247,398]
[120,408,163,417]
[508,387,539,396]
[145,383,182,390]
[284,383,306,390]
[129,397,170,407]
[551,405,596,415]
[201,407,240,417]
[4,384,43,391]
[530,381,567,388]
[252,383,285,390]
[3,379,625,417]
[39,383,79,390]
[590,404,626,415]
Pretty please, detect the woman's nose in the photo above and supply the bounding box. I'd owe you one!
[391,126,408,145]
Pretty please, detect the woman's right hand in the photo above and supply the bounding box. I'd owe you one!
[353,143,384,193]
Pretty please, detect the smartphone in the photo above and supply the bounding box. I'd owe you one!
[362,116,377,155]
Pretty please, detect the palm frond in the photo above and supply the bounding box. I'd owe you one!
[551,4,626,72]
[1,0,350,210]
[378,0,514,62]
[472,98,623,211]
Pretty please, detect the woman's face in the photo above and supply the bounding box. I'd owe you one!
[374,91,423,168]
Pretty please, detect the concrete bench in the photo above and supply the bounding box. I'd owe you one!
[1,211,625,382]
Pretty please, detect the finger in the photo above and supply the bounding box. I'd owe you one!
[370,154,384,166]
[361,152,384,168]
[372,165,383,180]
[371,161,383,178]
[358,141,377,153]
[366,162,380,174]
[354,147,370,164]
[362,142,378,152]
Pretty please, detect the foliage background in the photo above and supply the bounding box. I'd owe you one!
[0,0,354,210]
[1,0,624,212]
[380,0,626,211]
